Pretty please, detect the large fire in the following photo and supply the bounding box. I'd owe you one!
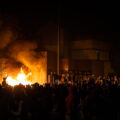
[1,52,47,85]
[6,68,32,86]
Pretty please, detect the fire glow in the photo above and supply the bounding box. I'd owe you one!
[6,68,32,86]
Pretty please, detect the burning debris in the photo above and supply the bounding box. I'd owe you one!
[0,25,47,85]
[7,42,47,85]
[6,68,32,86]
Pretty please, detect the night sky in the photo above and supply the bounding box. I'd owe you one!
[0,1,120,43]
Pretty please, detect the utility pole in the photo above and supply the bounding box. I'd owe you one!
[57,0,61,75]
[57,13,60,75]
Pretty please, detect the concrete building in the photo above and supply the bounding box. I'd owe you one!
[38,23,114,75]
[46,39,114,75]
[68,40,113,75]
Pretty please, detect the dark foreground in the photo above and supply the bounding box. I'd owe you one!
[0,78,120,120]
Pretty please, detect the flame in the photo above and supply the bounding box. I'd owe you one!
[6,68,32,86]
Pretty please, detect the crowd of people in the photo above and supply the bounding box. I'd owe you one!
[0,72,120,120]
[48,71,120,86]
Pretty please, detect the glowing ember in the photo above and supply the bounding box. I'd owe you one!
[6,68,32,86]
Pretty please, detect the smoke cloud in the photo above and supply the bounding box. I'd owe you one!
[0,21,47,84]
[0,28,14,49]
[8,41,47,84]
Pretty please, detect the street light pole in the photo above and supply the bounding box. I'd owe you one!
[57,18,60,75]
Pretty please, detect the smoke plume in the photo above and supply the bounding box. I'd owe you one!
[0,22,47,84]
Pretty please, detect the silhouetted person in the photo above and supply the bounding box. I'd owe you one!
[65,87,75,120]
[2,77,7,87]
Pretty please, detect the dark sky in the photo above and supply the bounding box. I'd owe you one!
[0,1,120,43]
